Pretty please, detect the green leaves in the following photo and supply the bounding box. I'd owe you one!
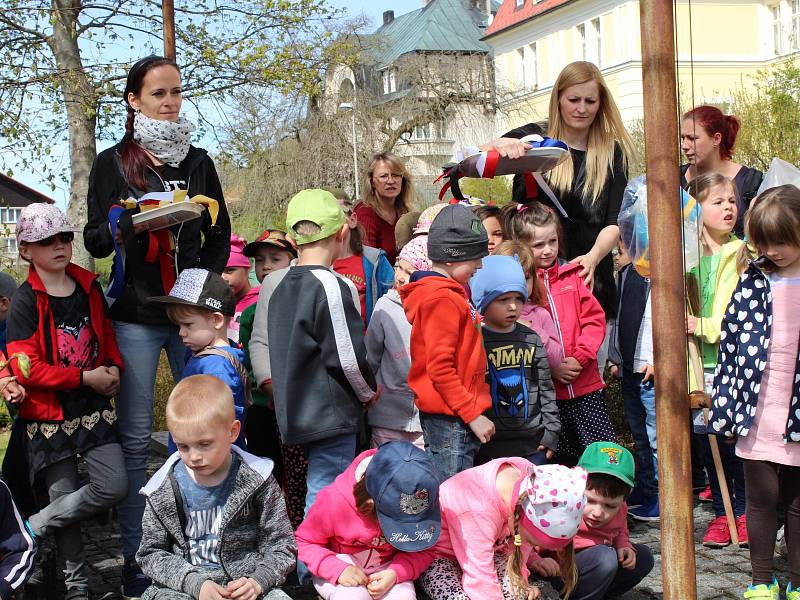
[8,353,31,378]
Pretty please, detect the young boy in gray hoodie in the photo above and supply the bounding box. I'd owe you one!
[364,235,430,449]
[137,374,295,600]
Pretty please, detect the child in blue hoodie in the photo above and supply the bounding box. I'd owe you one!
[149,268,249,450]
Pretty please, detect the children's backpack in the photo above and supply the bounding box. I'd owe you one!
[196,347,253,407]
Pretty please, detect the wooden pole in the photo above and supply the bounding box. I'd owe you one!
[163,0,176,61]
[639,0,698,598]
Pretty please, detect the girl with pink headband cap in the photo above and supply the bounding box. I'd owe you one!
[420,459,587,600]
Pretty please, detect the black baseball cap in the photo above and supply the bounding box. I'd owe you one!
[148,268,236,316]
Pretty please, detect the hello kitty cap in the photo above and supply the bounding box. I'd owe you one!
[514,464,588,550]
[365,441,441,552]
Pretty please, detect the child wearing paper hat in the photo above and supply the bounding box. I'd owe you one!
[421,460,587,600]
[571,442,655,600]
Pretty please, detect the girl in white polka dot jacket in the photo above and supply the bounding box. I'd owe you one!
[709,184,800,600]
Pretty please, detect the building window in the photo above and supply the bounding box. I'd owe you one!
[591,18,602,66]
[413,122,431,140]
[517,48,526,87]
[793,0,800,50]
[515,0,525,8]
[577,23,587,61]
[381,69,397,94]
[3,238,16,253]
[0,208,21,224]
[528,42,538,88]
[773,4,784,55]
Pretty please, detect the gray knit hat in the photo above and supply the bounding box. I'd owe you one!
[426,203,489,263]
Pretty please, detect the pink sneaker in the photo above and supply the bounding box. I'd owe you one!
[703,515,732,548]
[737,514,749,548]
[698,486,712,503]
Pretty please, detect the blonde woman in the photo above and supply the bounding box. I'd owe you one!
[483,62,635,328]
[355,152,416,264]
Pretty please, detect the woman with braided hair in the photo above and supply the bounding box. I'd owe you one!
[83,55,230,599]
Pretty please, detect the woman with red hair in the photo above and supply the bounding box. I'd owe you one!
[680,105,763,238]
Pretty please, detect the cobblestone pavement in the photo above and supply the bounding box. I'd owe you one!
[21,451,787,599]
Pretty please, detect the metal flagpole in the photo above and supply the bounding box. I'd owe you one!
[638,0,698,597]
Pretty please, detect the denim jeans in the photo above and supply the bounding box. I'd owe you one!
[527,450,549,466]
[419,413,481,483]
[621,368,658,499]
[297,433,358,583]
[572,543,655,600]
[113,321,185,559]
[702,434,746,517]
[30,443,128,588]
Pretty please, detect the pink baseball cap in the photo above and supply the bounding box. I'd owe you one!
[398,236,431,272]
[226,234,251,269]
[413,203,447,235]
[15,202,76,244]
[513,464,588,550]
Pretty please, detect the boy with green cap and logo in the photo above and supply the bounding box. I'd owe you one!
[550,441,654,600]
[263,188,380,582]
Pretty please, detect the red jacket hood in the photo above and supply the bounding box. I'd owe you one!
[399,275,469,325]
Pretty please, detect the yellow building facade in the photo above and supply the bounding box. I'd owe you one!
[486,0,800,131]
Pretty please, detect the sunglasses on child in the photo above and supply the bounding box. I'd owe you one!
[34,232,75,246]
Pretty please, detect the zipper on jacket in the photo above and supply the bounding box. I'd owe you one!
[216,479,267,582]
[542,270,575,399]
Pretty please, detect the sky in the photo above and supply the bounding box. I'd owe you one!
[8,0,426,206]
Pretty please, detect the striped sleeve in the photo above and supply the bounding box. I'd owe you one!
[311,269,376,402]
[0,480,36,596]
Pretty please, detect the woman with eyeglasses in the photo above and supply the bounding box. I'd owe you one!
[354,152,417,265]
[82,55,231,598]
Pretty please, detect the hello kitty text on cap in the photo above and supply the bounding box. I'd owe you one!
[365,441,441,552]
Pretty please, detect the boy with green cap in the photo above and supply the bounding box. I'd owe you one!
[546,441,654,599]
[264,188,379,581]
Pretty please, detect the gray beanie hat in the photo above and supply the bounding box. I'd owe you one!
[427,204,489,263]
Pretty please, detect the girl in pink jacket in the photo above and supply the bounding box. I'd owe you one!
[420,460,587,600]
[502,202,615,463]
[295,442,440,600]
[493,239,562,370]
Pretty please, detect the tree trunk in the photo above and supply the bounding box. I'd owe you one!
[48,0,97,269]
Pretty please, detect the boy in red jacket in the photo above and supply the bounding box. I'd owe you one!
[399,203,493,482]
[6,203,127,599]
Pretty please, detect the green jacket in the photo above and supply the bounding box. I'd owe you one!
[240,302,269,407]
[687,235,743,391]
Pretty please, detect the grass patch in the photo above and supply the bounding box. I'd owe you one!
[153,351,176,432]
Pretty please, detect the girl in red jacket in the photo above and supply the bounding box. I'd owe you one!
[502,203,616,463]
[6,203,128,599]
[295,442,440,600]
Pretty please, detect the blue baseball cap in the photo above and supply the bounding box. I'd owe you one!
[365,442,441,552]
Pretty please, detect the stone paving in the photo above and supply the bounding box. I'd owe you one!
[19,450,788,599]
